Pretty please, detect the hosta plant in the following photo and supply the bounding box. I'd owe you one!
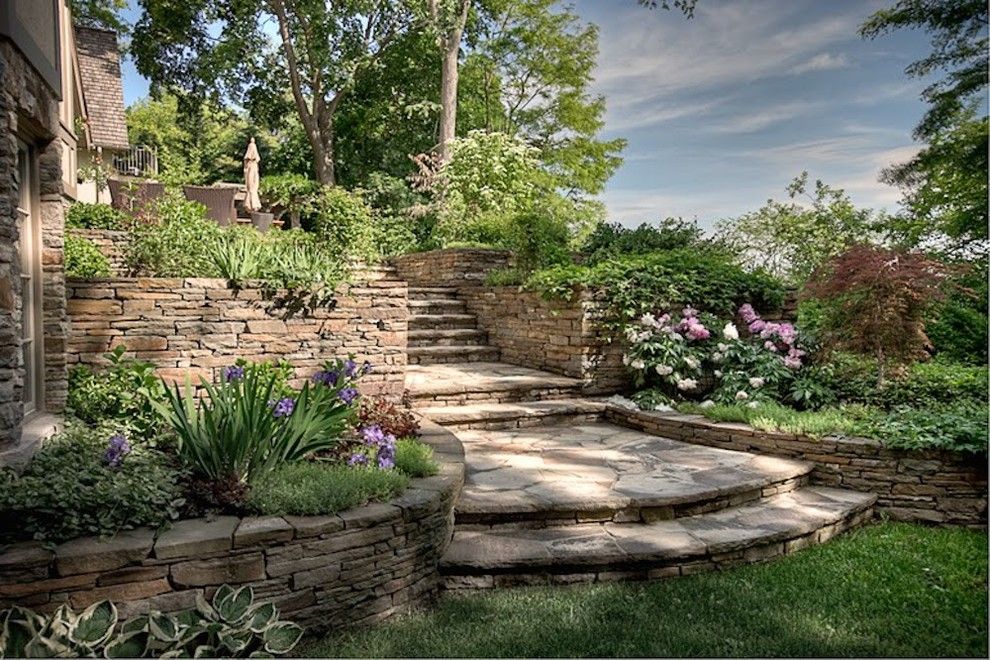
[0,585,303,658]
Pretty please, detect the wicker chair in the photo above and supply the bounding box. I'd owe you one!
[182,186,237,227]
[108,179,166,214]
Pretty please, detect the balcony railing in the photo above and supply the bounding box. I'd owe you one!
[112,144,158,177]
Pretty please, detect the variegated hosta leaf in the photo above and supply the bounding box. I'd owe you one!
[192,644,216,658]
[216,586,253,624]
[70,601,117,647]
[218,628,253,654]
[194,593,217,622]
[247,602,277,634]
[148,612,181,643]
[103,630,150,658]
[22,635,70,658]
[211,585,235,612]
[2,616,37,659]
[262,622,303,656]
[120,615,149,635]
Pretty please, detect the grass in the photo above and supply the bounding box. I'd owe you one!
[677,401,868,438]
[395,438,439,477]
[247,462,408,516]
[677,400,988,453]
[300,522,988,658]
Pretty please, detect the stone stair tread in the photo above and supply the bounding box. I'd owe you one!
[420,398,608,424]
[409,346,498,356]
[409,329,486,339]
[406,362,583,397]
[452,421,814,519]
[409,286,459,293]
[409,314,477,322]
[440,487,876,572]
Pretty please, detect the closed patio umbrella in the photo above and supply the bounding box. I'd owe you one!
[243,137,262,213]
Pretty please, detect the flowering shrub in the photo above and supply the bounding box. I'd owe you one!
[623,305,808,406]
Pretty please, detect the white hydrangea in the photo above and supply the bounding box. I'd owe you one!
[735,390,749,400]
[655,364,674,376]
[631,359,646,370]
[640,313,657,328]
[713,370,723,378]
[748,377,765,388]
[684,356,700,369]
[712,352,724,362]
[624,326,638,342]
[722,323,739,340]
[677,378,698,391]
[717,343,729,352]
[622,354,631,366]
[699,399,716,408]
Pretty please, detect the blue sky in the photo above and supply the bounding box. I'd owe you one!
[118,0,934,230]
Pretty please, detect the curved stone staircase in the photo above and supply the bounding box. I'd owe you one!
[404,288,876,590]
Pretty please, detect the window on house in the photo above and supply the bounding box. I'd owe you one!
[16,140,44,416]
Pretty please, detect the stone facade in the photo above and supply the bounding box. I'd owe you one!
[0,421,464,630]
[66,276,409,398]
[607,406,988,527]
[0,37,70,457]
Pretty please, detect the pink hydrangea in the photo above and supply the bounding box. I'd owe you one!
[784,355,802,369]
[764,340,778,352]
[685,320,710,341]
[748,319,766,334]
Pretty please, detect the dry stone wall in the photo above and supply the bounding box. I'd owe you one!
[67,276,408,398]
[68,228,129,275]
[607,406,988,527]
[0,421,463,631]
[392,249,511,288]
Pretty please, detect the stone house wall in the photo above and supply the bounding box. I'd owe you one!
[67,276,408,398]
[0,38,70,459]
[607,406,988,527]
[0,420,464,631]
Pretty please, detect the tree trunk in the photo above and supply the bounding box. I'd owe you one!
[437,0,471,163]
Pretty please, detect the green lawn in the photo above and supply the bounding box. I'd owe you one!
[300,522,988,658]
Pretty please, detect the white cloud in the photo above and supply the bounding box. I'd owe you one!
[705,101,820,134]
[789,53,850,74]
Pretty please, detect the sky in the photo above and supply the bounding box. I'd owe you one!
[117,0,935,231]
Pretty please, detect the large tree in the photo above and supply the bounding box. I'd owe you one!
[131,0,418,185]
[861,0,988,253]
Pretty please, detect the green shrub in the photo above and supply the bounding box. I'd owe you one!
[857,401,988,453]
[67,345,165,437]
[247,462,408,516]
[0,422,185,542]
[395,439,439,477]
[0,585,303,658]
[361,172,428,256]
[153,358,361,486]
[503,209,571,274]
[66,202,130,230]
[308,186,376,263]
[65,234,111,277]
[126,192,222,277]
[581,219,710,263]
[525,249,785,330]
[927,298,988,364]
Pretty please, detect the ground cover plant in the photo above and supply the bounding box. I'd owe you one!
[65,234,112,278]
[0,584,303,658]
[301,522,988,658]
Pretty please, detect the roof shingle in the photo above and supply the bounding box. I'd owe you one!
[74,26,129,150]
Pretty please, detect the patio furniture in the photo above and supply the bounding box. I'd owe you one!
[108,179,166,214]
[182,185,237,227]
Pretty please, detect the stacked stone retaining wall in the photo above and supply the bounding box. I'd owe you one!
[67,276,408,397]
[0,422,463,631]
[607,406,988,527]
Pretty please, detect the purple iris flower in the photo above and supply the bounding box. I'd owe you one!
[361,425,386,446]
[104,433,131,469]
[222,365,245,382]
[344,359,359,378]
[348,453,368,467]
[377,438,396,470]
[338,387,359,404]
[362,361,373,374]
[313,370,339,386]
[272,397,295,418]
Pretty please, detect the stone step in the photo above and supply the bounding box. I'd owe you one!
[409,299,468,315]
[440,487,876,589]
[408,329,488,348]
[408,286,460,301]
[405,362,583,407]
[408,314,479,331]
[409,346,501,365]
[419,398,609,430]
[452,421,814,526]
